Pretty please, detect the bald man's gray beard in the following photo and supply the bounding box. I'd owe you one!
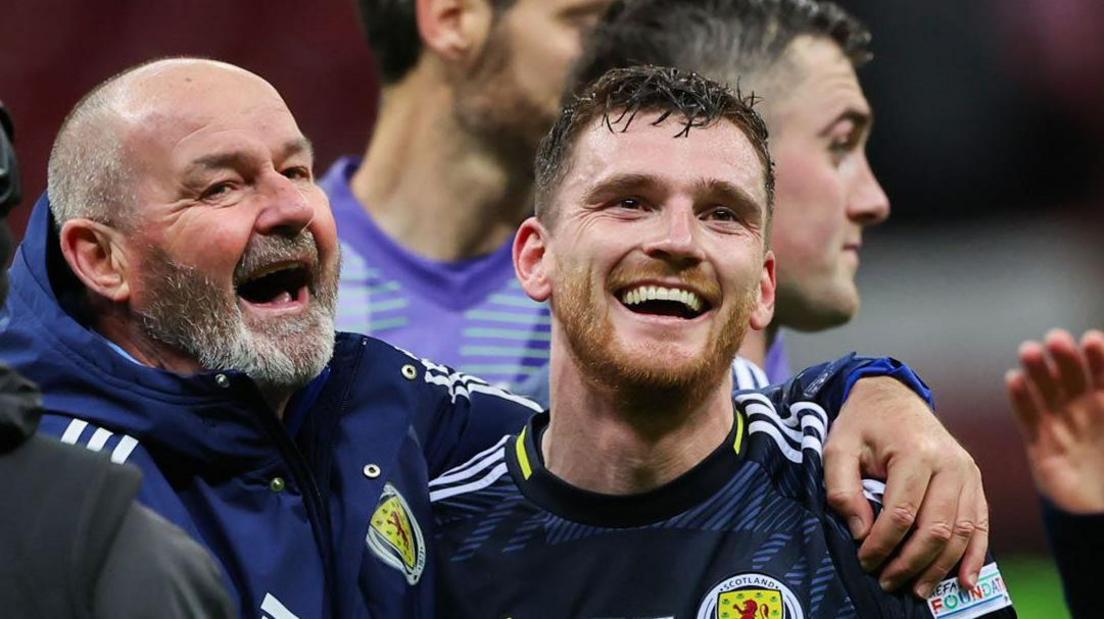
[136,233,339,393]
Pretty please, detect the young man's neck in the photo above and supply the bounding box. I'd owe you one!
[736,323,779,368]
[351,68,535,262]
[543,343,736,496]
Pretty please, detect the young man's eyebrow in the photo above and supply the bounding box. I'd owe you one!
[693,178,765,223]
[582,173,666,202]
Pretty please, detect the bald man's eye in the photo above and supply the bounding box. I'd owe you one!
[616,197,645,210]
[201,181,235,200]
[282,166,312,181]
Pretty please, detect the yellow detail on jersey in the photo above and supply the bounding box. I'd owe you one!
[733,409,746,455]
[370,495,418,569]
[516,427,533,479]
[718,588,782,618]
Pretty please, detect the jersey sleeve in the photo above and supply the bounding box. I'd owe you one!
[756,353,934,423]
[412,357,541,478]
[1041,498,1104,618]
[821,485,1018,618]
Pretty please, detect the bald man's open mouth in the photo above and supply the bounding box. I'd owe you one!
[235,259,313,312]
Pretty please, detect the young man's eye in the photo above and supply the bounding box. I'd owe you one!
[706,207,739,222]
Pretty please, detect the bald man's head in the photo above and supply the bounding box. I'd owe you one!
[47,58,275,230]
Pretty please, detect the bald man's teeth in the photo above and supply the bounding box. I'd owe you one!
[620,285,704,313]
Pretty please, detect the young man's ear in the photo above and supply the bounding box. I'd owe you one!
[749,250,776,331]
[415,0,496,68]
[59,219,132,303]
[513,216,553,303]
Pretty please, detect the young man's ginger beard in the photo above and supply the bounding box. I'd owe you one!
[552,261,755,414]
[134,232,339,393]
[452,21,559,172]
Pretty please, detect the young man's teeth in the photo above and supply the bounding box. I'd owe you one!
[621,286,703,312]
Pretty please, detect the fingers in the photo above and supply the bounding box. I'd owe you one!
[1019,339,1061,410]
[1082,329,1104,388]
[1006,368,1042,442]
[903,468,986,598]
[1046,329,1088,398]
[876,468,965,595]
[858,454,931,574]
[957,484,990,590]
[824,436,874,541]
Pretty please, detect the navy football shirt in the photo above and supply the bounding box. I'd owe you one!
[432,391,1016,619]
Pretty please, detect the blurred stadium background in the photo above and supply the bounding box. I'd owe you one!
[3,1,1101,616]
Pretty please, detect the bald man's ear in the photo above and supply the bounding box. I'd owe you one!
[415,0,496,68]
[514,217,553,303]
[749,250,776,331]
[59,219,132,303]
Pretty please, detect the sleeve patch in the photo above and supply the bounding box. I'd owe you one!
[927,563,1013,618]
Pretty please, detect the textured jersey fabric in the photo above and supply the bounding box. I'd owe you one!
[322,157,550,388]
[432,372,1016,619]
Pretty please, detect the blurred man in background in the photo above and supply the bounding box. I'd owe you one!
[1008,328,1104,618]
[327,0,611,387]
[0,102,233,618]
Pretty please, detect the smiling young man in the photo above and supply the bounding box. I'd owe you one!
[564,0,890,384]
[430,66,1016,619]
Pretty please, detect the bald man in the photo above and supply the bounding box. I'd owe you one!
[0,58,541,618]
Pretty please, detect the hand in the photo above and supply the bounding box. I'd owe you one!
[824,376,988,599]
[1006,329,1104,513]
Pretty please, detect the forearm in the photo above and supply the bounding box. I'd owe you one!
[1042,499,1104,618]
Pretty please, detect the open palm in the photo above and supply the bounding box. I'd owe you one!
[1007,329,1104,512]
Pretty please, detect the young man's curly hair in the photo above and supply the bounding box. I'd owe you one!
[534,65,775,226]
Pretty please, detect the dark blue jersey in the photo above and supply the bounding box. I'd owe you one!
[431,380,1017,619]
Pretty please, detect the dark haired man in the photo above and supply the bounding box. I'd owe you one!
[350,0,991,596]
[0,103,233,617]
[431,66,1016,618]
[566,0,889,382]
[517,0,986,596]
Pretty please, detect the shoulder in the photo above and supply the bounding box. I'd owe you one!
[92,503,236,617]
[429,434,516,509]
[38,414,144,466]
[0,433,144,613]
[737,390,829,470]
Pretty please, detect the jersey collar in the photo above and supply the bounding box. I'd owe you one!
[506,404,747,527]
